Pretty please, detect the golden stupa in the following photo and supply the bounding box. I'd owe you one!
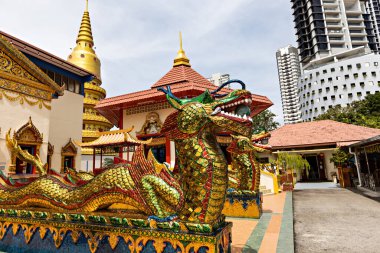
[68,0,113,154]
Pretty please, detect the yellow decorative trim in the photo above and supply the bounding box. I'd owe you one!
[0,35,64,95]
[0,88,51,110]
[146,137,166,146]
[84,82,106,96]
[83,113,113,126]
[82,130,100,138]
[83,97,98,106]
[0,75,52,101]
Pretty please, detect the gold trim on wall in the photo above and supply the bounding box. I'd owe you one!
[9,117,43,174]
[0,87,51,110]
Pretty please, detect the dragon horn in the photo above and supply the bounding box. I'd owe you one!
[158,86,183,110]
[211,79,246,97]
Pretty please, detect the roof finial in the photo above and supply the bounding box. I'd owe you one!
[179,32,183,51]
[86,0,89,12]
[173,32,191,67]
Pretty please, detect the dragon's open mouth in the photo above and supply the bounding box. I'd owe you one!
[212,95,253,123]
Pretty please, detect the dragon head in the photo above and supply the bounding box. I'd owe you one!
[227,135,256,154]
[159,80,254,138]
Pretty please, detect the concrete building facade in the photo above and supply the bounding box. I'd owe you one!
[298,49,380,121]
[276,45,302,124]
[207,73,230,86]
[366,0,380,51]
[292,0,377,69]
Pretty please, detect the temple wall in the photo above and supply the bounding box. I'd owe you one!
[122,107,175,163]
[123,108,175,138]
[0,95,50,175]
[49,91,83,171]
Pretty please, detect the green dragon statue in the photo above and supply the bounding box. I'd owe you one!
[227,132,271,192]
[1,80,255,226]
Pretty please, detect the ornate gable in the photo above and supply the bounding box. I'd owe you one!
[0,50,38,82]
[62,139,78,155]
[0,35,64,101]
[14,117,43,144]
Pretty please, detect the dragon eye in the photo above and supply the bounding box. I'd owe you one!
[235,104,250,116]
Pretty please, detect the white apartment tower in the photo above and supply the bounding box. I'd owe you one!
[291,0,380,121]
[276,45,302,124]
[207,73,230,86]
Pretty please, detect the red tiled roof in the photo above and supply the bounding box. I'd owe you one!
[96,65,273,125]
[269,120,380,149]
[151,65,212,88]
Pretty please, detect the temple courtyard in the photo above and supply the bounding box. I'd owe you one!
[230,183,380,253]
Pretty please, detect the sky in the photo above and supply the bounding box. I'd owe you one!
[0,0,296,124]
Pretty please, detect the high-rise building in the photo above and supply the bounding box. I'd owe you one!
[276,45,302,124]
[291,0,380,121]
[292,0,377,69]
[67,1,113,156]
[207,73,230,86]
[366,0,380,49]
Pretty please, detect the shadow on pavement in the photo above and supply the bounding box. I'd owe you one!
[347,187,380,203]
[232,245,257,253]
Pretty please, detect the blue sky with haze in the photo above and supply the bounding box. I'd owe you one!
[0,0,296,124]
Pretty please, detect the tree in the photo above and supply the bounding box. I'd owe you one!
[273,152,310,175]
[329,148,353,167]
[252,109,280,134]
[316,92,380,128]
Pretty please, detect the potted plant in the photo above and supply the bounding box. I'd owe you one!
[330,148,353,187]
[272,152,310,189]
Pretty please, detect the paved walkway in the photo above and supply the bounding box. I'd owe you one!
[293,187,380,253]
[294,182,339,190]
[228,192,294,253]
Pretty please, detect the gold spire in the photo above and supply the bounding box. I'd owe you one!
[67,0,101,79]
[173,32,191,67]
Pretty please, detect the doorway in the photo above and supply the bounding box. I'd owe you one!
[63,156,74,173]
[16,145,36,174]
[149,145,166,164]
[305,155,320,181]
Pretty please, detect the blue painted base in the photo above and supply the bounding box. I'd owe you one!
[0,219,232,253]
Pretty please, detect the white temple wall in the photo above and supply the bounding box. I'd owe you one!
[0,96,51,175]
[49,91,83,171]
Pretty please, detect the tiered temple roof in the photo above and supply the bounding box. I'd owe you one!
[96,34,273,126]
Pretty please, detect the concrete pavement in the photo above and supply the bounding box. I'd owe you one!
[293,187,380,253]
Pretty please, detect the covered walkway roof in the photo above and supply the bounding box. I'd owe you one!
[75,127,151,148]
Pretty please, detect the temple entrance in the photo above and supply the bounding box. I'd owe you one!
[305,156,319,181]
[150,145,166,164]
[10,117,43,176]
[63,156,74,172]
[61,139,77,173]
[300,154,327,181]
[15,145,36,174]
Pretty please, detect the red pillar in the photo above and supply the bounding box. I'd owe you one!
[119,109,123,158]
[165,136,171,164]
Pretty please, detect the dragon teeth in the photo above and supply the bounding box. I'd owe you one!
[211,107,222,116]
